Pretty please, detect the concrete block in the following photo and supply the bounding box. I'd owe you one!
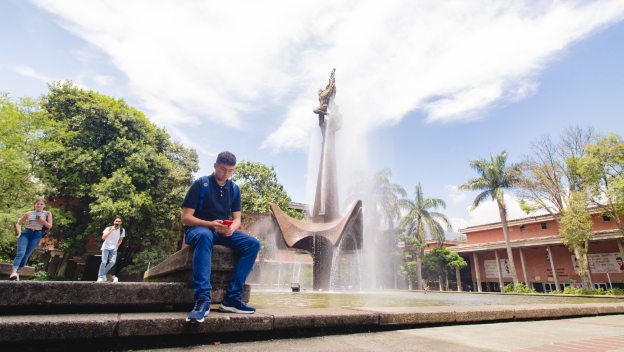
[512,304,598,319]
[0,314,118,342]
[454,305,515,322]
[143,245,240,282]
[0,281,250,313]
[593,303,624,314]
[259,308,379,329]
[353,307,456,325]
[117,312,272,336]
[0,263,34,280]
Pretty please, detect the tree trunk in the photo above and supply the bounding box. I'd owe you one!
[416,247,423,290]
[439,275,444,291]
[445,273,449,291]
[574,245,592,289]
[497,202,519,285]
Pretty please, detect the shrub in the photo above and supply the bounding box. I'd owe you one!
[503,283,537,293]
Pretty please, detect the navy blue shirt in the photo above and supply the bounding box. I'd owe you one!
[181,174,241,221]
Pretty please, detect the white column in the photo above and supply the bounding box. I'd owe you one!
[473,252,482,293]
[519,247,531,289]
[495,250,504,292]
[546,244,560,292]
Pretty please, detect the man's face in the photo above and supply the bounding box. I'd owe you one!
[214,163,235,183]
[617,259,623,266]
[114,218,122,226]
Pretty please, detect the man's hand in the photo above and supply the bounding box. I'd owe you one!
[213,220,234,237]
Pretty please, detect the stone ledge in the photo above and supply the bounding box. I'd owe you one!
[143,245,239,282]
[262,308,379,329]
[3,303,624,343]
[0,263,34,280]
[0,281,249,314]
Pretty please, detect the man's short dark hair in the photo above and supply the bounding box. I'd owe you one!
[617,257,623,261]
[216,151,237,166]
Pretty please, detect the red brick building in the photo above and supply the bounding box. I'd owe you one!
[452,212,624,292]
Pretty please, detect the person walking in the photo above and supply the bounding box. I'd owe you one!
[181,151,260,323]
[97,217,125,282]
[10,199,52,281]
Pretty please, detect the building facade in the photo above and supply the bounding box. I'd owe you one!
[452,212,624,292]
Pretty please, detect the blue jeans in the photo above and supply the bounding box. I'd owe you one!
[185,226,260,301]
[98,248,118,279]
[13,229,42,270]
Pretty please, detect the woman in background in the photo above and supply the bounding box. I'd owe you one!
[10,199,52,281]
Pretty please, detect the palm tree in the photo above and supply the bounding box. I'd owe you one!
[459,151,521,286]
[399,182,452,290]
[346,168,407,230]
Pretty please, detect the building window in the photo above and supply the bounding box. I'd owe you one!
[540,222,547,229]
[520,225,526,233]
[603,215,611,222]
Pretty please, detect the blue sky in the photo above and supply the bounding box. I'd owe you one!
[2,0,624,236]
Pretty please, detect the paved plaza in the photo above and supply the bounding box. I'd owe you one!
[151,314,624,351]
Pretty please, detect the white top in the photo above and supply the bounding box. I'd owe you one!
[101,226,125,250]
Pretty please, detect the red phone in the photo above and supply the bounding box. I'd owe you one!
[222,220,233,226]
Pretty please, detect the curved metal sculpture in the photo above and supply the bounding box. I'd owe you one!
[270,69,363,291]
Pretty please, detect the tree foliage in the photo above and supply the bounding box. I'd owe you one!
[559,191,594,288]
[0,94,51,261]
[422,246,467,290]
[399,182,451,290]
[518,126,596,217]
[231,160,305,224]
[578,133,624,235]
[38,81,198,274]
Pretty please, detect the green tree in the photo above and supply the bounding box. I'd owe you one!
[559,191,594,289]
[38,81,198,275]
[460,151,521,287]
[231,160,305,225]
[399,182,452,290]
[0,94,53,261]
[578,133,624,237]
[422,246,467,291]
[517,126,597,289]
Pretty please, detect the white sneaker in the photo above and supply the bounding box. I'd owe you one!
[9,273,19,281]
[112,276,119,283]
[96,277,106,282]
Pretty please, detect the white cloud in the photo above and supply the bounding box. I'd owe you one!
[33,0,624,153]
[451,193,548,232]
[445,185,466,204]
[93,75,114,86]
[11,65,51,82]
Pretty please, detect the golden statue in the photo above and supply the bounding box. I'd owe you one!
[313,68,336,115]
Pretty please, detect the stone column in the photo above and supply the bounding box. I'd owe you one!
[519,247,531,289]
[546,244,560,292]
[456,266,462,292]
[473,252,482,293]
[495,250,504,292]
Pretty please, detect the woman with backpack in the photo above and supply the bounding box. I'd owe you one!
[10,199,53,281]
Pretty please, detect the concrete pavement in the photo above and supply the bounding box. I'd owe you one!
[149,314,624,351]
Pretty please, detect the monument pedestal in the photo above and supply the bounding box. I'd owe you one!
[143,245,251,303]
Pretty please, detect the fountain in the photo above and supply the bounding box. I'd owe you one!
[270,69,363,291]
